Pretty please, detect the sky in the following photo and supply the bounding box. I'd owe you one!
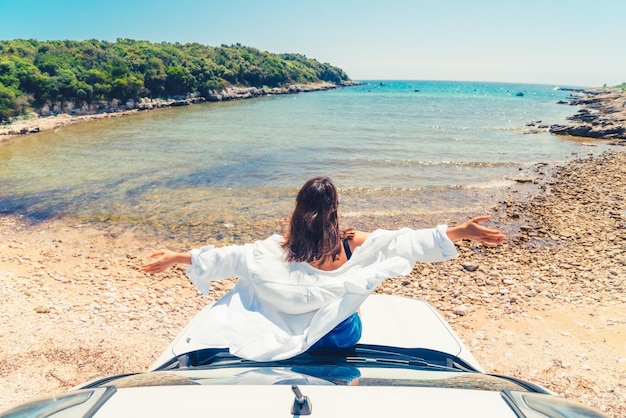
[1,0,624,87]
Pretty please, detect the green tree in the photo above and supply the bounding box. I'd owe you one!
[0,60,19,89]
[165,65,193,96]
[144,57,167,97]
[0,82,18,122]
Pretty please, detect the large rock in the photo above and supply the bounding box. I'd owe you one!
[550,88,626,141]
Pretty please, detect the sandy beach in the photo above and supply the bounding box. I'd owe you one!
[1,146,624,415]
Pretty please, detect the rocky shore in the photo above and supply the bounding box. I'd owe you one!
[1,149,625,415]
[549,87,626,142]
[0,81,355,143]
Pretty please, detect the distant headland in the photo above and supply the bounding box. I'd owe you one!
[0,38,360,139]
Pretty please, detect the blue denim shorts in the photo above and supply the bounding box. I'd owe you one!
[310,312,362,350]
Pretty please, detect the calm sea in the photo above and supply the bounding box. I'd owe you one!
[0,80,610,244]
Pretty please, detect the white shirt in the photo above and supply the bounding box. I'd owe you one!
[185,226,457,361]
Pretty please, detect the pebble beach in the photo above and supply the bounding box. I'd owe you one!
[1,149,624,415]
[1,88,625,415]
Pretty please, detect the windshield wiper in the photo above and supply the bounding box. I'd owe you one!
[348,345,478,372]
[344,348,458,371]
[156,348,234,370]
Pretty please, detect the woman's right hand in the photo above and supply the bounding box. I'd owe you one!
[140,250,191,274]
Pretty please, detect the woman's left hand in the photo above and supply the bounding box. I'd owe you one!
[446,216,506,247]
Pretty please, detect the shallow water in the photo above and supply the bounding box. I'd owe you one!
[0,81,611,244]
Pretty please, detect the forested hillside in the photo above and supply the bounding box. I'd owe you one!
[0,39,351,122]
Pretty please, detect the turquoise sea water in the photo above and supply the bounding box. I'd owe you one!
[0,80,611,244]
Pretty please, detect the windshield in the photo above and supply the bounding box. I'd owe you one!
[156,345,478,371]
[83,345,531,393]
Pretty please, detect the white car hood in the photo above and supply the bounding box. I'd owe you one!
[94,385,516,418]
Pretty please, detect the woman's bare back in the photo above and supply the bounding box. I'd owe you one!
[309,230,370,271]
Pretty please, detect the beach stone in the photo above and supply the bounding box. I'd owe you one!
[462,263,479,272]
[453,305,470,316]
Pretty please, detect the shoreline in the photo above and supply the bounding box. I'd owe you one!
[0,81,359,144]
[1,150,625,415]
[2,85,625,146]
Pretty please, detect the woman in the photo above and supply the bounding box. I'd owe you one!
[141,176,505,361]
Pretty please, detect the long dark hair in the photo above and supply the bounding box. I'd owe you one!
[282,176,341,263]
